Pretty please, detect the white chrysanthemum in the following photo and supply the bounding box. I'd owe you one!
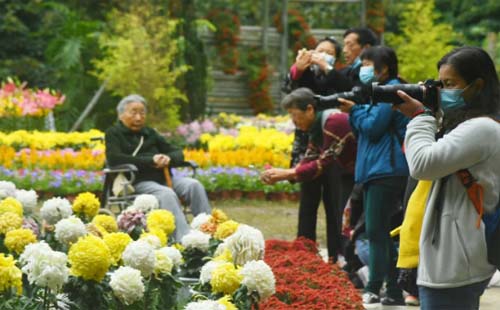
[240,260,276,300]
[217,224,265,266]
[184,300,226,310]
[54,216,87,245]
[157,246,183,267]
[128,194,159,213]
[122,240,156,277]
[0,181,16,199]
[15,189,38,214]
[19,241,69,291]
[40,197,73,225]
[140,234,162,249]
[154,250,173,275]
[109,266,145,305]
[190,212,211,230]
[181,230,211,252]
[199,260,224,284]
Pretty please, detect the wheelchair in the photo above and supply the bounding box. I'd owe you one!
[91,137,198,216]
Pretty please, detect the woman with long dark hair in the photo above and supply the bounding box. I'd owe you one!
[396,46,500,309]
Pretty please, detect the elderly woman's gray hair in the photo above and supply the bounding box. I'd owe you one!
[117,94,147,115]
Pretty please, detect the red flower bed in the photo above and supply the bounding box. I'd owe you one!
[262,238,363,310]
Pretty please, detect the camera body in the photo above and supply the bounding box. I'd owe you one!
[315,79,443,111]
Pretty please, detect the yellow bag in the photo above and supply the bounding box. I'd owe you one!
[392,180,432,268]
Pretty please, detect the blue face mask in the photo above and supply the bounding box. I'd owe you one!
[440,86,469,111]
[324,54,336,66]
[359,66,375,84]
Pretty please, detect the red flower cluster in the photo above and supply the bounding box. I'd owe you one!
[261,238,363,310]
[207,9,240,74]
[245,48,273,114]
[273,9,317,53]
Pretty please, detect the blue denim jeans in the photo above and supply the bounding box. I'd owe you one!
[418,278,490,310]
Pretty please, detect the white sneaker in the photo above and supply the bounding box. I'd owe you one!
[362,291,380,306]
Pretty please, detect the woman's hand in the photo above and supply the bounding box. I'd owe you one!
[338,98,356,113]
[394,90,426,118]
[311,52,329,72]
[261,168,295,185]
[295,50,312,71]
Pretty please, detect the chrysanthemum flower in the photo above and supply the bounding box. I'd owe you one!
[210,262,242,295]
[240,260,276,300]
[0,253,22,294]
[146,209,175,236]
[40,197,72,225]
[216,224,265,266]
[154,250,173,276]
[54,216,87,245]
[4,228,37,254]
[157,246,183,267]
[109,266,144,305]
[214,220,239,240]
[91,214,118,233]
[211,208,229,224]
[0,197,23,217]
[139,232,162,249]
[72,192,100,219]
[181,230,211,252]
[68,235,111,282]
[122,240,156,277]
[0,212,22,235]
[19,242,68,291]
[0,181,16,199]
[129,194,159,213]
[190,212,211,230]
[15,189,38,214]
[103,232,132,266]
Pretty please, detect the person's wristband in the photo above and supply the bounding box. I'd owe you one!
[411,107,433,118]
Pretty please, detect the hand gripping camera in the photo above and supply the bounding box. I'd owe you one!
[315,80,443,112]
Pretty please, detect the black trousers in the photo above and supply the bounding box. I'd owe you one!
[297,163,354,262]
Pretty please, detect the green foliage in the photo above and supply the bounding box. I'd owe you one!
[92,2,189,130]
[385,0,457,82]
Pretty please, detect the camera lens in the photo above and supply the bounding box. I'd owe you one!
[372,84,425,105]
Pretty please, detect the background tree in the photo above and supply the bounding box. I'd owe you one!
[92,1,188,130]
[385,0,457,82]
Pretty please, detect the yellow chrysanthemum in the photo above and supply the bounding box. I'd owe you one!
[0,212,23,235]
[72,192,100,219]
[218,295,237,310]
[146,210,175,236]
[210,262,242,295]
[87,223,109,238]
[154,250,173,276]
[0,197,23,217]
[214,220,239,240]
[68,235,111,282]
[103,232,132,266]
[213,248,233,263]
[4,229,37,255]
[91,215,118,233]
[145,228,167,247]
[211,208,228,224]
[0,253,22,295]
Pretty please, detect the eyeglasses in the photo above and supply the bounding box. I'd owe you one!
[126,110,146,117]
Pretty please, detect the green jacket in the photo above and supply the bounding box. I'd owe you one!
[105,121,184,184]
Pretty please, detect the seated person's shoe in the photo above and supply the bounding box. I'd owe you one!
[362,292,380,304]
[405,295,420,306]
[381,296,405,306]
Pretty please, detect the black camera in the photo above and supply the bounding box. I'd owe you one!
[315,79,443,111]
[314,86,370,109]
[372,79,442,111]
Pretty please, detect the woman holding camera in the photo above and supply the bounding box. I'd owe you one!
[338,46,409,306]
[396,46,500,309]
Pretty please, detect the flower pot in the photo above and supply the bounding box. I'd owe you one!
[245,190,266,200]
[219,190,232,200]
[229,189,243,200]
[207,191,219,201]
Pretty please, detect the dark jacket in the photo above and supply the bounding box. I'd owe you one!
[282,64,353,96]
[295,110,356,181]
[105,121,184,184]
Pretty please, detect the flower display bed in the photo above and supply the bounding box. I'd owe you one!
[262,238,363,310]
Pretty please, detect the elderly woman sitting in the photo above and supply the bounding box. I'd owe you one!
[105,94,211,241]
